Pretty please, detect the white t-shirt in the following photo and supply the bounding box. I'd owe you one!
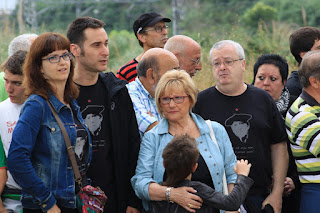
[0,98,22,190]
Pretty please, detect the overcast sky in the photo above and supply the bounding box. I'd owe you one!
[0,0,17,13]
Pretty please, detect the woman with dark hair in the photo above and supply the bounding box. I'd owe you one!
[7,33,92,213]
[253,54,300,213]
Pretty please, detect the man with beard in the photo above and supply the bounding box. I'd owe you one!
[67,17,141,213]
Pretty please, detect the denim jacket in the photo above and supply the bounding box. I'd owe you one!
[7,94,92,211]
[131,113,237,211]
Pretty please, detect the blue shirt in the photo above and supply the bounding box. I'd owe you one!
[126,78,161,137]
[7,94,92,211]
[131,113,237,210]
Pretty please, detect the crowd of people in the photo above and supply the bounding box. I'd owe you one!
[0,10,319,213]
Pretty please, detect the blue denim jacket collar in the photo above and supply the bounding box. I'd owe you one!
[157,113,211,135]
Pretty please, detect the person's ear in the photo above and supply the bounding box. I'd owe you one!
[192,163,198,173]
[137,33,146,44]
[309,76,320,88]
[70,44,80,57]
[146,68,156,84]
[300,51,307,59]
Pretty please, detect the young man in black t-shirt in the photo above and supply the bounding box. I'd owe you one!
[67,17,141,213]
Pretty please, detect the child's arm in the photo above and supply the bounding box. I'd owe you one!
[193,159,253,211]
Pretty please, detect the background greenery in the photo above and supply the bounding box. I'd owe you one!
[1,0,319,91]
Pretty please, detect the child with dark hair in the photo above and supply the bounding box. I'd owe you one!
[148,135,253,213]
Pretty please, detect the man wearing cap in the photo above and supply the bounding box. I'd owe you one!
[164,35,202,78]
[193,40,288,213]
[126,48,179,137]
[116,12,171,82]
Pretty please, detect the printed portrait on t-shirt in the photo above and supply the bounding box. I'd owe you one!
[75,129,88,160]
[81,105,105,136]
[225,113,252,143]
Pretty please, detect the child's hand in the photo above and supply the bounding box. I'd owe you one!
[234,159,251,176]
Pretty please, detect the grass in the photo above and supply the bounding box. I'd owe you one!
[0,18,299,92]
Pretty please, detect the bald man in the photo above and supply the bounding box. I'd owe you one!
[164,35,202,77]
[126,48,179,136]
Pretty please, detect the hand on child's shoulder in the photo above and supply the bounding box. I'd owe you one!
[233,159,251,176]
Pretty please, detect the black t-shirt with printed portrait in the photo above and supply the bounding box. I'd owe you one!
[76,76,116,208]
[73,115,90,191]
[193,85,287,195]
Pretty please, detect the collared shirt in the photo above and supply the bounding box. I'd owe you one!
[286,89,320,183]
[127,78,161,137]
[131,113,237,211]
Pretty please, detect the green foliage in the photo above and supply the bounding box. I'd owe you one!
[243,2,277,28]
[107,30,141,73]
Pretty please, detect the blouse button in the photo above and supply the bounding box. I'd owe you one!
[51,127,55,132]
[217,173,219,175]
[214,164,216,166]
[200,141,203,144]
[204,149,207,151]
[218,182,220,184]
[209,156,212,158]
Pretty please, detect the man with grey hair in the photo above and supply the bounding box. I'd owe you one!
[8,33,38,56]
[126,48,179,136]
[193,40,288,213]
[286,51,320,213]
[164,35,202,77]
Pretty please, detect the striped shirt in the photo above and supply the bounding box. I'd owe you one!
[286,89,320,183]
[116,58,138,82]
[126,78,161,137]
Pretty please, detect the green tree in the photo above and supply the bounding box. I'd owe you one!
[243,2,277,28]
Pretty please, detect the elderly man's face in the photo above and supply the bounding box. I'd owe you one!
[179,44,202,78]
[211,44,245,88]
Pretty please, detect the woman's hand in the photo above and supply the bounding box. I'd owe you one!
[283,177,295,196]
[170,187,203,213]
[47,204,61,213]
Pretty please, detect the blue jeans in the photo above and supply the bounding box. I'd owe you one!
[300,183,320,213]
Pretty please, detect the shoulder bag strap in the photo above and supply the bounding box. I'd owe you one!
[205,120,228,195]
[46,100,82,187]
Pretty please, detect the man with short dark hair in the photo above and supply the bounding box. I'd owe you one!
[126,48,179,136]
[286,27,320,97]
[286,50,320,213]
[116,12,171,82]
[0,50,28,213]
[164,35,202,78]
[67,17,141,213]
[193,40,288,213]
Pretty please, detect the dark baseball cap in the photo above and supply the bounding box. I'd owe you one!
[133,12,171,37]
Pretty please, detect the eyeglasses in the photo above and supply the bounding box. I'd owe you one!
[160,95,189,105]
[42,52,74,63]
[144,25,169,33]
[178,53,202,66]
[212,58,243,68]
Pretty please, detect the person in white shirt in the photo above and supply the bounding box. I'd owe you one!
[0,50,27,213]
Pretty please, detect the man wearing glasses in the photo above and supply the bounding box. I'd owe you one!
[193,40,288,213]
[126,48,179,136]
[164,35,202,78]
[116,12,171,82]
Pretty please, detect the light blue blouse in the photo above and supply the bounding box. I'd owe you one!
[131,113,237,210]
